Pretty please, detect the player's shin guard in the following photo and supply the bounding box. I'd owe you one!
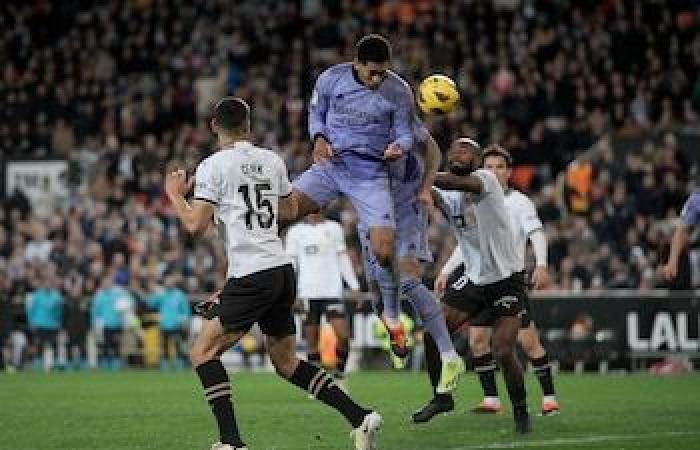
[473,353,498,398]
[195,360,244,447]
[531,354,556,396]
[401,278,455,355]
[289,359,370,428]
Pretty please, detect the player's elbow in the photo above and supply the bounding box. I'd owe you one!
[278,196,299,225]
[182,217,208,237]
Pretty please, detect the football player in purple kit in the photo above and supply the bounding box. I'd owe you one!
[357,115,465,395]
[288,34,414,354]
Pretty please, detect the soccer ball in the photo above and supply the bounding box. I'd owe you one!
[417,74,460,115]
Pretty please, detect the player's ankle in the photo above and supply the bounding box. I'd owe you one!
[441,350,459,360]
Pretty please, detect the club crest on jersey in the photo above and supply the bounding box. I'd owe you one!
[494,295,518,309]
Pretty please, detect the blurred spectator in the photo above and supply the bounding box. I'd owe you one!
[91,276,135,371]
[25,268,64,372]
[145,273,191,370]
[63,270,90,371]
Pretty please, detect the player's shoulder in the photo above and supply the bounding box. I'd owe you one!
[323,218,344,233]
[687,190,700,204]
[318,63,352,83]
[198,151,220,166]
[384,70,413,96]
[506,189,533,204]
[248,145,288,170]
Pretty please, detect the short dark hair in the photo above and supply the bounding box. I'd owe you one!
[482,144,513,166]
[213,97,250,132]
[355,34,391,64]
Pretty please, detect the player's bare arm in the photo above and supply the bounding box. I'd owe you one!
[433,172,484,193]
[278,195,299,225]
[165,169,215,236]
[313,134,334,163]
[417,133,441,208]
[662,222,689,280]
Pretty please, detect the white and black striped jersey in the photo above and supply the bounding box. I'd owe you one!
[285,219,359,299]
[194,141,292,278]
[434,169,520,285]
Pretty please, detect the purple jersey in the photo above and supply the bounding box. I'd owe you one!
[388,117,429,207]
[680,191,700,226]
[308,63,414,176]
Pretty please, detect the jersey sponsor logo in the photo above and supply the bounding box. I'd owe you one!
[451,275,469,291]
[333,104,382,125]
[494,295,519,309]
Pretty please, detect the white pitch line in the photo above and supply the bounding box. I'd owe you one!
[453,431,700,449]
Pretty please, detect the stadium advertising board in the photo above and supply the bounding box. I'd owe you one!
[531,295,700,355]
[5,160,69,217]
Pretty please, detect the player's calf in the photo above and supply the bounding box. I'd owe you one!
[492,318,531,433]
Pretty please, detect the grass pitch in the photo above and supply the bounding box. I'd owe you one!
[1,370,699,449]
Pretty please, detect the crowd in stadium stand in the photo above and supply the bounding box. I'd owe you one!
[1,0,700,361]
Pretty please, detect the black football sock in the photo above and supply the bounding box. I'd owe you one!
[425,332,452,401]
[195,360,244,447]
[288,359,370,428]
[531,354,556,396]
[473,353,498,398]
[499,352,528,414]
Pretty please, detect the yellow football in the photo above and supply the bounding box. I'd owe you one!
[417,74,460,115]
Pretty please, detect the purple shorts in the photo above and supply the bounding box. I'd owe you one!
[357,200,432,282]
[293,160,395,228]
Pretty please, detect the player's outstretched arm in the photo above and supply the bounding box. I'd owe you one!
[433,172,484,193]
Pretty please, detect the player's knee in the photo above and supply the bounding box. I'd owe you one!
[470,333,491,356]
[374,249,393,268]
[188,344,209,367]
[189,338,224,367]
[491,341,514,363]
